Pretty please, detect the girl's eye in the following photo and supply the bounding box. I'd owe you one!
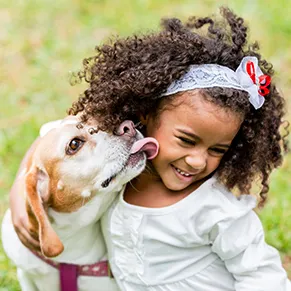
[210,148,227,156]
[66,138,85,155]
[179,137,196,145]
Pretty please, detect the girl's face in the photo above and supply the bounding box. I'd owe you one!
[145,90,242,192]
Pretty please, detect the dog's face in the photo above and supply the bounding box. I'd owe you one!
[37,116,149,205]
[25,116,158,257]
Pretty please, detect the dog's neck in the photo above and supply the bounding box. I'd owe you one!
[47,187,122,265]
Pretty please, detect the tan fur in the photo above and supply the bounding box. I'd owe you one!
[18,116,149,260]
[22,117,102,257]
[2,116,151,291]
[24,152,64,257]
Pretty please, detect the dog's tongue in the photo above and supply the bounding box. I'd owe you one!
[130,138,159,160]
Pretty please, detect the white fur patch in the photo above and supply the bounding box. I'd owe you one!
[39,120,63,137]
[18,168,27,179]
[81,189,91,198]
[60,118,78,126]
[57,180,64,191]
[39,117,78,138]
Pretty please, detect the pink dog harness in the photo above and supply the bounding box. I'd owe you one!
[31,250,113,291]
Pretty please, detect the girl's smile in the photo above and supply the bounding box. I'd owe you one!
[144,90,243,193]
[172,165,199,181]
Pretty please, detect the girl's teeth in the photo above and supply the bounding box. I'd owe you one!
[175,167,191,177]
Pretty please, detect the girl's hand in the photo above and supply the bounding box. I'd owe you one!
[9,137,41,251]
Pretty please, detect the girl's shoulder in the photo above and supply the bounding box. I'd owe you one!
[189,177,259,236]
[207,177,257,211]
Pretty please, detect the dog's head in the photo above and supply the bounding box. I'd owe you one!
[25,116,158,257]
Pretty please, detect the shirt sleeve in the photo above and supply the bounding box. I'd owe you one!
[211,210,291,291]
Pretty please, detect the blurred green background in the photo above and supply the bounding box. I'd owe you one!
[0,0,290,289]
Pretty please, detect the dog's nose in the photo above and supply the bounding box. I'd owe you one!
[116,120,136,137]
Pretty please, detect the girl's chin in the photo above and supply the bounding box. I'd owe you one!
[162,178,195,192]
[162,173,206,192]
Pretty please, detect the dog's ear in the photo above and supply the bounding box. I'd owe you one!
[25,164,64,257]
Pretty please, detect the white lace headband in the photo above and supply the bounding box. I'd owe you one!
[162,56,271,109]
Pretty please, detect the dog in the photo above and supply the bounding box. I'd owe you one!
[1,115,158,291]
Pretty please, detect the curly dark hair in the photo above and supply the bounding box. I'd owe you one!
[69,7,289,206]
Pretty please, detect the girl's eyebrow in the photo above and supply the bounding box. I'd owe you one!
[176,129,231,149]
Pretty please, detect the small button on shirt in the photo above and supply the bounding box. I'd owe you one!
[101,177,291,291]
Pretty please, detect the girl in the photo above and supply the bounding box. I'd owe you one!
[10,7,291,291]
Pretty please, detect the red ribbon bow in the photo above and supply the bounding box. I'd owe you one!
[246,61,271,96]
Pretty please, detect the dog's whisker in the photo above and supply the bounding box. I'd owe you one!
[145,164,155,175]
[134,121,144,130]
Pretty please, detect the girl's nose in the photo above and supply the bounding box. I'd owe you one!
[115,120,136,137]
[185,152,207,171]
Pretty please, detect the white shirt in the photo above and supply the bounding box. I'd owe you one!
[101,177,291,291]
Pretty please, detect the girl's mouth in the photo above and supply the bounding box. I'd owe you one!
[171,165,195,181]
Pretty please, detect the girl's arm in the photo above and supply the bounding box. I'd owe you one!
[211,211,291,290]
[9,137,41,251]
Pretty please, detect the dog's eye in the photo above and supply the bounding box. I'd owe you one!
[66,138,84,155]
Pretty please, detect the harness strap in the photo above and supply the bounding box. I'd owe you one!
[60,263,78,291]
[31,250,113,291]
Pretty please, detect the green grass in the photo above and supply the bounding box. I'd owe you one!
[1,0,291,289]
